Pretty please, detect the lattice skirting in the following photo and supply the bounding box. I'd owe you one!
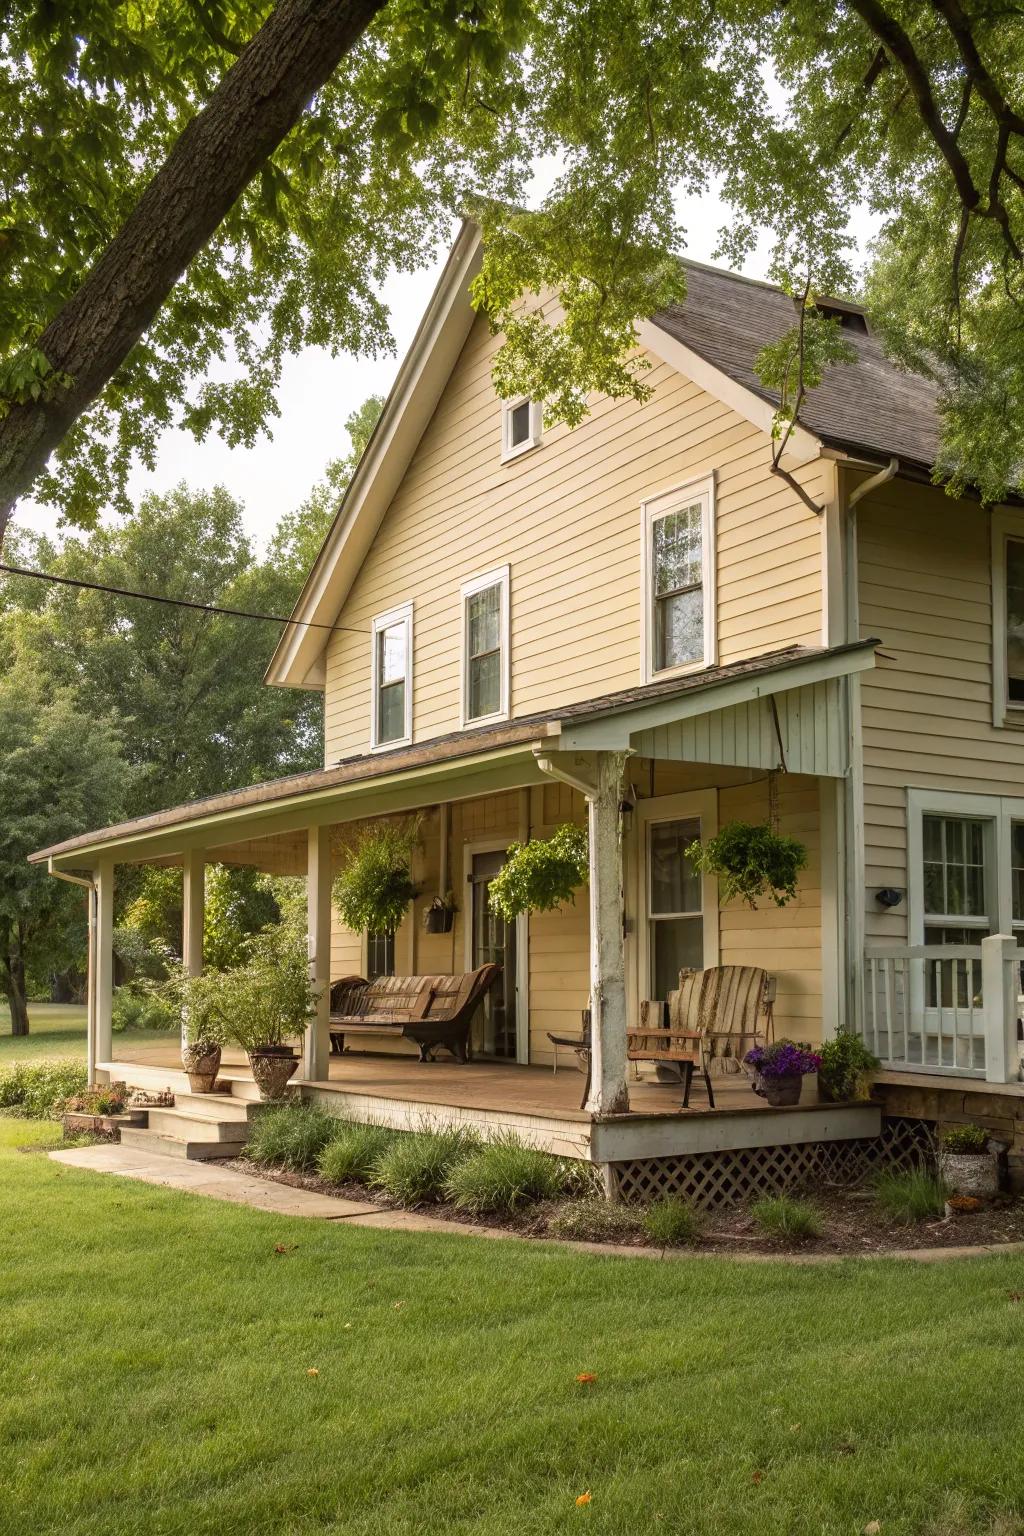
[609,1116,934,1209]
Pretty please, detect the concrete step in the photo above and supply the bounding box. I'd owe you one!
[145,1106,252,1143]
[160,1089,254,1123]
[119,1125,247,1163]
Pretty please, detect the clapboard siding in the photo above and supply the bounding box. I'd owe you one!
[323,310,825,760]
[858,479,1024,942]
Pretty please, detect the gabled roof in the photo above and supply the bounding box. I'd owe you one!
[267,221,940,692]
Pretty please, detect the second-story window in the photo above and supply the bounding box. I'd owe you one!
[501,396,542,462]
[462,566,510,725]
[370,603,412,749]
[641,475,716,681]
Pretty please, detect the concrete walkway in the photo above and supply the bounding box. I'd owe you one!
[49,1144,1024,1263]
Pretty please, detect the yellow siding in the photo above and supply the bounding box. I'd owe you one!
[857,479,1024,942]
[323,311,826,761]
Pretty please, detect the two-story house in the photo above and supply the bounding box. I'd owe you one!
[34,218,1024,1195]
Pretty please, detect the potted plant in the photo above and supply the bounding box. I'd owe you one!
[817,1031,880,1102]
[210,926,321,1100]
[423,893,457,934]
[744,1039,822,1107]
[333,819,419,938]
[937,1123,1001,1198]
[686,821,808,909]
[162,966,226,1093]
[488,824,589,920]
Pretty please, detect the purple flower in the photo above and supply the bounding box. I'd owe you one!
[745,1039,822,1078]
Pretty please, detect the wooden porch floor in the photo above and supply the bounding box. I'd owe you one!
[109,1039,817,1122]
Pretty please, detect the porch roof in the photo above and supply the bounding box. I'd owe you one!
[32,638,877,872]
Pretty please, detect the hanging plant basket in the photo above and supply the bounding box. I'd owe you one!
[332,819,420,936]
[686,820,807,909]
[488,824,589,922]
[423,895,456,934]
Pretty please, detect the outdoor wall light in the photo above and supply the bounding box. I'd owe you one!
[876,887,904,909]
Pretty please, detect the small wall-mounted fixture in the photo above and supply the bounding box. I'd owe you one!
[618,799,635,816]
[875,887,904,909]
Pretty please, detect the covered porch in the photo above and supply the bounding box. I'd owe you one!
[33,641,882,1181]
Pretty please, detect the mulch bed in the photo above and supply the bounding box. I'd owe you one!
[224,1158,1024,1257]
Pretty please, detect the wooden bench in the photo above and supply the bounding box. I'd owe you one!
[328,965,501,1063]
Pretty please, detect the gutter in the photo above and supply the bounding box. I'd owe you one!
[847,457,899,509]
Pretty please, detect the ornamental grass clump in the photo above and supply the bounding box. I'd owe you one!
[246,1103,338,1171]
[445,1132,574,1214]
[547,1199,646,1245]
[317,1122,397,1186]
[370,1125,479,1206]
[643,1194,703,1248]
[487,824,588,921]
[873,1168,949,1224]
[750,1195,823,1242]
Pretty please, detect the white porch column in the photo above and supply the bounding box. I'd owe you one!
[85,883,98,1085]
[982,934,1020,1084]
[586,752,630,1117]
[182,849,205,978]
[94,857,114,1078]
[303,825,332,1083]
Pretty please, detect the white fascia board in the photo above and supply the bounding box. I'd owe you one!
[638,318,822,467]
[266,221,484,691]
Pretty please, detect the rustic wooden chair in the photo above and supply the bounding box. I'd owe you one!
[627,966,775,1109]
[627,979,716,1108]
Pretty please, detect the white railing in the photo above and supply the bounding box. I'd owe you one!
[863,935,1021,1084]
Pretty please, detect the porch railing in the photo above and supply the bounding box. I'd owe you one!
[862,936,1022,1084]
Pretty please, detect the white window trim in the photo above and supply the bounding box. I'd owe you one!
[631,790,720,1016]
[991,510,1024,729]
[500,396,542,464]
[460,565,510,728]
[906,787,1020,944]
[369,602,413,751]
[640,472,717,684]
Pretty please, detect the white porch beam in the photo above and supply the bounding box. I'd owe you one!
[182,849,205,978]
[536,749,631,1117]
[94,857,114,1078]
[303,825,333,1083]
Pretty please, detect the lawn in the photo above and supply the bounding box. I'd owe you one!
[4,1118,1024,1535]
[0,1002,166,1064]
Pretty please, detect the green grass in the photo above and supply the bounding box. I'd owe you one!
[642,1193,704,1247]
[445,1132,574,1214]
[0,1002,168,1064]
[874,1169,950,1224]
[751,1196,824,1243]
[6,1112,1024,1535]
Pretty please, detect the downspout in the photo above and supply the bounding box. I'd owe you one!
[533,753,597,799]
[848,456,898,510]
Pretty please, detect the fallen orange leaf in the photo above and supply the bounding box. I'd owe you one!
[576,1373,598,1385]
[751,1471,763,1486]
[575,1492,592,1507]
[306,1368,320,1377]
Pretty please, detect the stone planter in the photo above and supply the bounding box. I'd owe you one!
[938,1149,1000,1198]
[248,1045,299,1100]
[181,1039,222,1094]
[755,1072,804,1107]
[62,1108,146,1139]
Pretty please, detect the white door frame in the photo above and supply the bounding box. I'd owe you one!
[629,790,720,1020]
[462,838,530,1064]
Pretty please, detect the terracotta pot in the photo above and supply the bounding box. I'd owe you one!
[181,1039,221,1093]
[756,1072,803,1107]
[938,1149,999,1198]
[248,1045,299,1100]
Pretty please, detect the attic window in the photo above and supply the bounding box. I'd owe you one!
[803,295,870,335]
[501,396,542,462]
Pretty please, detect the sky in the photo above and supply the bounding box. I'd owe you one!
[17,184,877,553]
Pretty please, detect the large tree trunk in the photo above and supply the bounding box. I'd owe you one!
[2,930,30,1036]
[0,0,386,547]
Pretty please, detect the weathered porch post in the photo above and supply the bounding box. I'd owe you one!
[982,933,1020,1084]
[586,752,630,1118]
[303,825,332,1082]
[85,882,98,1085]
[180,848,204,1058]
[94,856,114,1079]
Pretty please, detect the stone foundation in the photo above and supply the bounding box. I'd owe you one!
[872,1080,1024,1191]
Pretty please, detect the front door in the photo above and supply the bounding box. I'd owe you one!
[469,849,517,1058]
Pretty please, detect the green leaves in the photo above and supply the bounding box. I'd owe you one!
[686,821,808,910]
[332,819,421,935]
[487,824,588,921]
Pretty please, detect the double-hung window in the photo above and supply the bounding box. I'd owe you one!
[921,813,991,1006]
[641,475,716,681]
[370,603,412,749]
[991,515,1024,724]
[461,566,510,725]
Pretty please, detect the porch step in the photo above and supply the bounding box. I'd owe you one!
[158,1090,255,1123]
[144,1106,253,1142]
[119,1124,248,1163]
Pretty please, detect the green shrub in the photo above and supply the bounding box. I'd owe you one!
[371,1126,478,1206]
[111,986,178,1033]
[445,1132,573,1214]
[547,1198,646,1244]
[818,1031,879,1100]
[246,1103,338,1171]
[487,825,589,921]
[643,1195,703,1247]
[317,1123,396,1185]
[940,1123,990,1154]
[874,1168,948,1223]
[0,1061,89,1119]
[750,1195,823,1242]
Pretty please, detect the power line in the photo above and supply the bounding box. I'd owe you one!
[0,562,366,635]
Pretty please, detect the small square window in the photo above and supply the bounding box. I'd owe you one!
[501,397,541,462]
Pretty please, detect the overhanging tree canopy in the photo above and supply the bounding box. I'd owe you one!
[2,0,1023,537]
